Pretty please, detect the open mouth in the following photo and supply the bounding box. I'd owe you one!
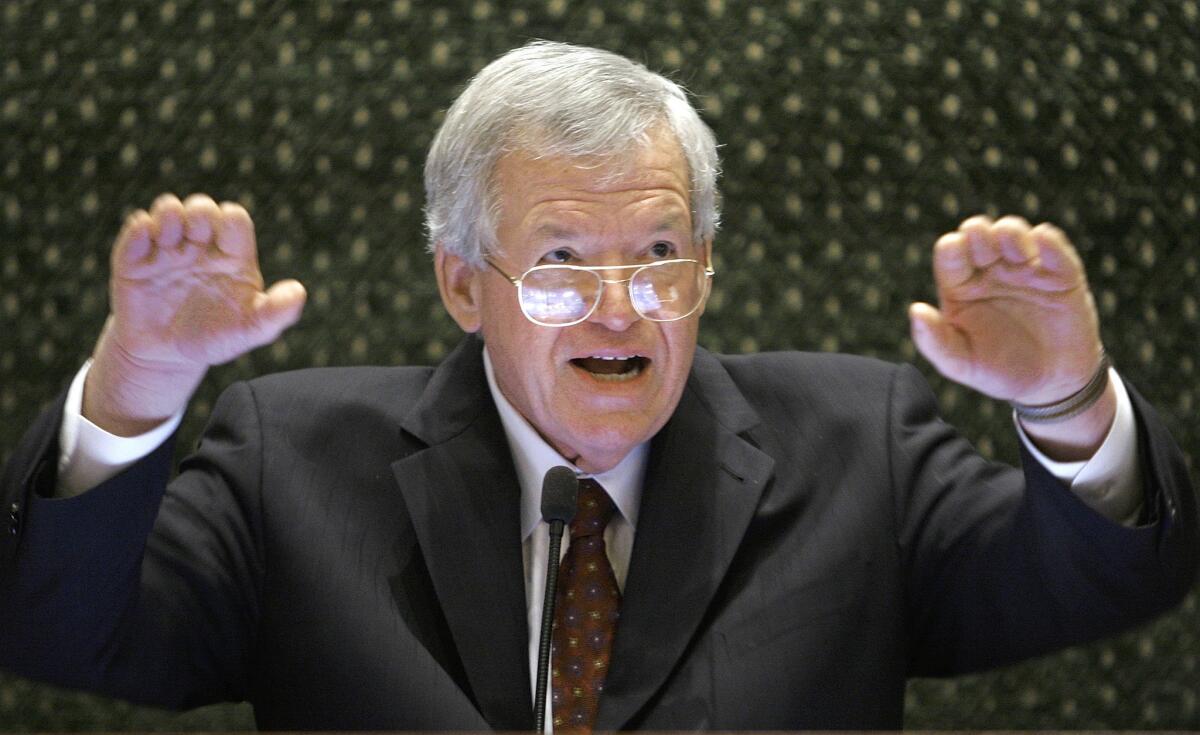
[570,355,650,382]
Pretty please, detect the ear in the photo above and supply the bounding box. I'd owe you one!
[435,244,483,333]
[697,237,714,316]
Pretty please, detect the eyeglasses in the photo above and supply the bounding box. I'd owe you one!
[485,257,716,327]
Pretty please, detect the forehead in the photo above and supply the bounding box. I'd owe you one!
[491,133,692,230]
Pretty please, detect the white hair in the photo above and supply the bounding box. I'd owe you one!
[424,41,721,266]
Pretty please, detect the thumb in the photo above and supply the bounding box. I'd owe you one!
[908,302,973,385]
[249,279,307,345]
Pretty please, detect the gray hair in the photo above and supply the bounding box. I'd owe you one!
[424,41,721,267]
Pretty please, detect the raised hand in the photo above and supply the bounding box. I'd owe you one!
[908,216,1113,457]
[85,194,306,435]
[908,215,1104,403]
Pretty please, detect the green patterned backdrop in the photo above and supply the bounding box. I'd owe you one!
[1,0,1198,729]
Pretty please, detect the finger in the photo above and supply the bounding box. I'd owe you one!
[959,215,999,268]
[157,236,204,270]
[1031,223,1084,278]
[216,201,256,260]
[993,215,1037,263]
[113,209,153,268]
[148,193,184,249]
[932,232,974,290]
[182,194,221,245]
[908,302,974,386]
[247,279,307,347]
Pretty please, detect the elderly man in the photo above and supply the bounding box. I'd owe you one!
[0,42,1194,732]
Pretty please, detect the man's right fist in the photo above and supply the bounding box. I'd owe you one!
[84,194,306,436]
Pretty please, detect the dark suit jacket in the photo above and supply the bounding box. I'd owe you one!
[0,335,1195,730]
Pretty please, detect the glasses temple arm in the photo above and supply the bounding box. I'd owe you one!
[484,258,522,286]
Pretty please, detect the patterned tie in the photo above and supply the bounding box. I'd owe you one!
[551,478,620,733]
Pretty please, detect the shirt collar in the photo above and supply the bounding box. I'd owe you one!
[482,346,646,541]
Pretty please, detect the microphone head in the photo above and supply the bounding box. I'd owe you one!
[540,466,579,524]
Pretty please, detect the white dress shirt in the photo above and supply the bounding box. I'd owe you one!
[55,354,1143,731]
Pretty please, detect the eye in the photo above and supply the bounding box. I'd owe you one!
[542,248,575,264]
[648,241,675,259]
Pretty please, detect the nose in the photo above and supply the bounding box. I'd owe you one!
[586,275,641,331]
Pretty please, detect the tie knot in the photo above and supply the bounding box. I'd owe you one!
[569,479,615,540]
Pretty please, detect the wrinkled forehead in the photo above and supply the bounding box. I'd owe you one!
[504,122,687,182]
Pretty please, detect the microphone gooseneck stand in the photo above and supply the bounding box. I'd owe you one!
[534,466,579,734]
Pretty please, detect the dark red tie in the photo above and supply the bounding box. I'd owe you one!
[551,479,620,733]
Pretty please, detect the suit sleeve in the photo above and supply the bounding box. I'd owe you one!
[0,380,266,710]
[890,363,1198,675]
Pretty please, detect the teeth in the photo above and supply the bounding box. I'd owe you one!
[590,361,645,382]
[571,355,647,382]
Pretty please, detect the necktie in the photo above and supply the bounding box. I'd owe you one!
[551,478,620,733]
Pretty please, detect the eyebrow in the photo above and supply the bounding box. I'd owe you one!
[653,213,690,233]
[532,223,580,241]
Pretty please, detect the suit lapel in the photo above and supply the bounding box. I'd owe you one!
[389,339,774,731]
[391,337,535,731]
[597,349,776,731]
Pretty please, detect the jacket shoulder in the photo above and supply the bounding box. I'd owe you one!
[242,365,436,408]
[711,350,910,410]
[203,366,439,448]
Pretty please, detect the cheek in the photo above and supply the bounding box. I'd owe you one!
[662,319,697,355]
[478,285,533,351]
[660,323,700,387]
[482,320,561,405]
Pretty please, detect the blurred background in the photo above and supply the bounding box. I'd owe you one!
[1,0,1197,729]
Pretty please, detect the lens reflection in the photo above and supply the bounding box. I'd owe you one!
[522,281,592,323]
[516,259,709,326]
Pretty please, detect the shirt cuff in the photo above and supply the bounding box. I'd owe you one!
[56,359,184,498]
[1014,368,1143,526]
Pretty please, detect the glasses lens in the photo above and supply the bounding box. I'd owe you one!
[630,260,706,321]
[520,268,600,325]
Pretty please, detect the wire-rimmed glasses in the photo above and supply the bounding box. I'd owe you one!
[485,258,716,327]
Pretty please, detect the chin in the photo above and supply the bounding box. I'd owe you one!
[565,415,657,464]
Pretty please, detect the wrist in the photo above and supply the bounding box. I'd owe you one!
[1016,373,1118,462]
[1011,352,1111,423]
[83,320,205,436]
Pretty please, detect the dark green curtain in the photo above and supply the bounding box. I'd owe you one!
[1,0,1197,729]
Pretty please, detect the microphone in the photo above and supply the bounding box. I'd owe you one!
[534,466,579,733]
